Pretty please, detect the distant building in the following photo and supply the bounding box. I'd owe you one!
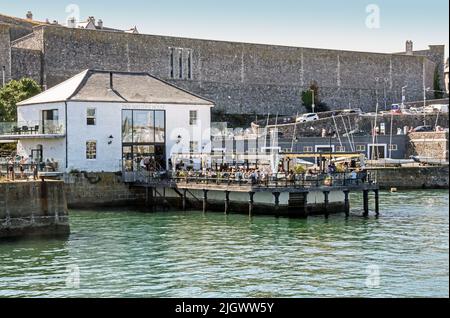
[0,12,446,117]
[0,70,213,172]
[445,58,449,94]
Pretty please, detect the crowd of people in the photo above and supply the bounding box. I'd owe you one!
[170,160,367,186]
[0,156,58,181]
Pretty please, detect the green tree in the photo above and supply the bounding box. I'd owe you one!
[301,81,329,113]
[0,78,41,122]
[433,67,444,99]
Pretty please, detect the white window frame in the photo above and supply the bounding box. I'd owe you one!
[87,107,96,126]
[189,110,198,126]
[86,140,97,160]
[389,144,398,151]
[367,144,387,159]
[336,145,346,152]
[190,141,199,154]
[356,145,366,152]
[303,146,313,153]
[315,145,335,153]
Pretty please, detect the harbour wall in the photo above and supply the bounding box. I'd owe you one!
[0,180,70,239]
[63,172,147,209]
[369,166,449,189]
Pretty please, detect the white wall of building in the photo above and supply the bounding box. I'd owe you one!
[66,101,212,172]
[17,102,66,127]
[16,102,67,167]
[17,138,66,167]
[15,101,211,172]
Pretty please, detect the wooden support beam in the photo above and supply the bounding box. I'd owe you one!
[248,191,255,216]
[224,191,230,214]
[302,192,309,218]
[374,189,380,216]
[202,189,208,213]
[182,189,187,211]
[363,190,369,217]
[344,190,350,217]
[273,192,280,215]
[323,191,330,218]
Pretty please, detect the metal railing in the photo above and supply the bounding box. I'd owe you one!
[123,169,376,189]
[0,161,61,180]
[0,121,65,136]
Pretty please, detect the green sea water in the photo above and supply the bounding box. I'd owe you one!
[0,190,448,298]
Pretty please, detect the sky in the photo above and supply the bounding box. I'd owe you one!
[1,0,448,57]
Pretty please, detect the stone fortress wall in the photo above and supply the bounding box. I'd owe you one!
[0,13,446,116]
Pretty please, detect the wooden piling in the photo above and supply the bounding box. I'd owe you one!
[344,190,350,216]
[248,192,255,216]
[224,191,230,214]
[182,189,187,211]
[374,189,380,216]
[363,190,369,217]
[323,191,330,218]
[273,192,280,214]
[202,189,208,213]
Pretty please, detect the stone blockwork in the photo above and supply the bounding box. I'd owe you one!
[0,180,70,238]
[11,47,42,84]
[407,131,449,160]
[63,172,147,209]
[0,24,11,84]
[1,18,445,116]
[370,166,449,189]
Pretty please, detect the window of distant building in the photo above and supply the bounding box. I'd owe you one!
[87,108,96,125]
[169,47,193,80]
[86,141,97,160]
[303,146,313,153]
[190,141,198,154]
[179,49,183,79]
[336,146,346,152]
[189,110,198,125]
[187,50,192,79]
[356,145,366,152]
[169,47,175,79]
[389,144,398,151]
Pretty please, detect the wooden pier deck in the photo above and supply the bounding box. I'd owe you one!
[123,172,380,218]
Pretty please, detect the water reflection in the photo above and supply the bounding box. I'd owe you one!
[0,190,448,298]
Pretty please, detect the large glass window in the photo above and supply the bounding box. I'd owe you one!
[133,111,154,143]
[121,109,166,171]
[154,111,165,143]
[122,110,133,143]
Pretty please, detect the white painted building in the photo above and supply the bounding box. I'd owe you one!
[4,69,214,172]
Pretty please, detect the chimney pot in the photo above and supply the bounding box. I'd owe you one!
[97,19,103,29]
[26,11,33,20]
[406,40,413,55]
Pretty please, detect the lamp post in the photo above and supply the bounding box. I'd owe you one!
[310,89,316,114]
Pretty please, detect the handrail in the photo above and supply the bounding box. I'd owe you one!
[123,170,375,188]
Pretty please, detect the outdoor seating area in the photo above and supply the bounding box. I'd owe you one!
[0,157,61,182]
[0,121,65,137]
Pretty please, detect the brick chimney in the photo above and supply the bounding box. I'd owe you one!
[406,40,413,55]
[26,11,33,20]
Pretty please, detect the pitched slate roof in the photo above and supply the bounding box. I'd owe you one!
[17,70,214,106]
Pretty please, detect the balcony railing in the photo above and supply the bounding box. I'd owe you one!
[0,121,65,136]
